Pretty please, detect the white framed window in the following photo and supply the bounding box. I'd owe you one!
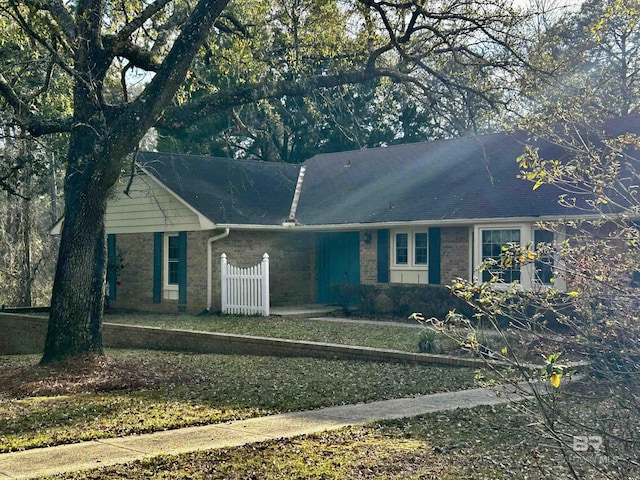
[475,225,531,288]
[480,228,522,283]
[474,224,564,291]
[414,232,429,265]
[392,230,429,267]
[390,229,429,284]
[164,233,179,299]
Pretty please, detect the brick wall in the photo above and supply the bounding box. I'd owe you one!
[110,233,156,311]
[111,230,317,314]
[360,230,377,284]
[440,226,470,284]
[208,230,317,309]
[108,226,470,314]
[0,314,47,354]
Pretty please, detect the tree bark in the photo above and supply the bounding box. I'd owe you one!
[41,155,109,362]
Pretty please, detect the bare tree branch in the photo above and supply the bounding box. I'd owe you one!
[0,73,71,135]
[116,0,172,42]
[109,0,231,155]
[157,68,402,129]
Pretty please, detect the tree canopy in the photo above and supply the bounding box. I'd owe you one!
[521,0,640,118]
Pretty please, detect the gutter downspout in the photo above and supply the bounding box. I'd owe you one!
[207,228,230,311]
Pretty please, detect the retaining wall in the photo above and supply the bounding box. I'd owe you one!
[0,313,490,368]
[0,314,48,354]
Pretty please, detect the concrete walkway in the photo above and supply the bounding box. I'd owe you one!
[0,383,535,480]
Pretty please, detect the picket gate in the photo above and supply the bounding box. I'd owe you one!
[221,253,270,316]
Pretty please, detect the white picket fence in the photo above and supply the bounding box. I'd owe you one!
[221,253,270,316]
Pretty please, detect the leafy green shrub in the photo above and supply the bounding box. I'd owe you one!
[417,329,439,353]
[332,283,477,320]
[384,284,476,320]
[386,285,411,317]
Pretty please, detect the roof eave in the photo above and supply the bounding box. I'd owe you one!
[215,213,604,231]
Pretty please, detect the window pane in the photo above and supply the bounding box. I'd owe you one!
[396,233,408,264]
[168,236,179,261]
[481,229,521,282]
[168,235,179,285]
[415,232,428,265]
[168,261,179,284]
[534,229,554,284]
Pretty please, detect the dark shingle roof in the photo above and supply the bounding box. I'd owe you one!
[138,115,640,228]
[294,133,569,225]
[137,152,300,225]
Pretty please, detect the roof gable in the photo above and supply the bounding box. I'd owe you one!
[106,170,214,233]
[137,152,300,226]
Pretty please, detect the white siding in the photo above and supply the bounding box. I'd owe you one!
[389,270,429,284]
[106,173,209,234]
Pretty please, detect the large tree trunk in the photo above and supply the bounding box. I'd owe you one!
[41,158,111,363]
[40,6,120,362]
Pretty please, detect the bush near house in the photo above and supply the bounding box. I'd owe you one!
[330,283,476,320]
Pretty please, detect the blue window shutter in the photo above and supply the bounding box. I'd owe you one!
[377,229,389,283]
[428,227,441,284]
[153,232,162,303]
[107,234,117,300]
[178,231,187,310]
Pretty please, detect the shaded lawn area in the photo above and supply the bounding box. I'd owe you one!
[0,349,483,453]
[104,312,425,352]
[43,401,618,480]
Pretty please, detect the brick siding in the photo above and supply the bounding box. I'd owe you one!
[360,230,378,284]
[110,233,155,310]
[440,227,470,284]
[360,227,470,288]
[208,230,317,309]
[109,226,470,314]
[111,230,316,314]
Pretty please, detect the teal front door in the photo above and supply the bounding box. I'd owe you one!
[317,232,360,303]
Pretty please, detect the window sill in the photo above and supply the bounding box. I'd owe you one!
[163,287,178,300]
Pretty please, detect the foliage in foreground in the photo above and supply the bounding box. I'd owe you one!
[0,350,481,453]
[418,112,640,479]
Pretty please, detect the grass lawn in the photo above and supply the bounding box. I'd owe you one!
[43,399,625,480]
[4,314,622,479]
[104,312,529,361]
[104,312,427,352]
[0,349,484,453]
